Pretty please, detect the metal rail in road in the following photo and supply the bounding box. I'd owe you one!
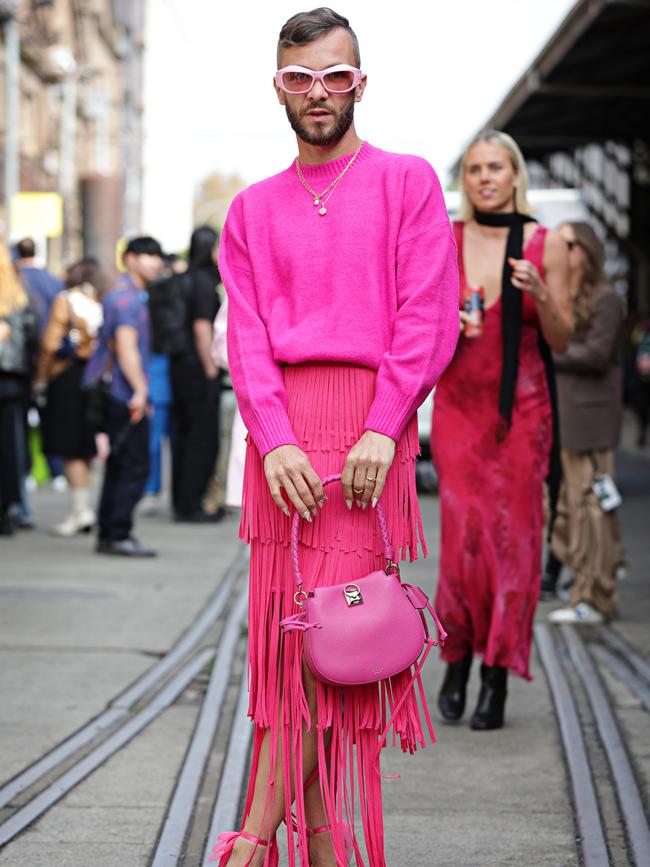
[535,623,650,867]
[0,546,248,850]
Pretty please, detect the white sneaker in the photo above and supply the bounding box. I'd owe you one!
[548,602,604,625]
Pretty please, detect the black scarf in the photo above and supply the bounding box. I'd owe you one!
[474,209,562,534]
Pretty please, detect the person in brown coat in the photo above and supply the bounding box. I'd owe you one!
[544,221,624,623]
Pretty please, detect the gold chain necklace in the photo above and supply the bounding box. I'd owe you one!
[295,141,363,216]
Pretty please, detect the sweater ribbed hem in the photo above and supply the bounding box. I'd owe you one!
[248,406,299,458]
[363,385,417,443]
[296,141,377,181]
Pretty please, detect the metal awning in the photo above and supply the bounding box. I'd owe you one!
[450,0,650,308]
[458,0,650,160]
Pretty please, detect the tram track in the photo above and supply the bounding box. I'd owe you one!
[535,623,650,867]
[151,590,248,866]
[0,545,249,852]
[152,619,650,866]
[2,539,649,865]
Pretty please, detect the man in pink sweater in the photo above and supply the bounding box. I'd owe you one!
[212,8,459,867]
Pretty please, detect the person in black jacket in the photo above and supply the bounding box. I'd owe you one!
[170,226,223,522]
[0,241,38,535]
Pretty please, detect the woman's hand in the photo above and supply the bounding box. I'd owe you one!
[508,257,547,302]
[264,444,325,521]
[341,430,396,510]
[95,432,110,461]
[509,230,573,352]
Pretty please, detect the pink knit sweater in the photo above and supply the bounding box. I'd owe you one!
[220,142,460,457]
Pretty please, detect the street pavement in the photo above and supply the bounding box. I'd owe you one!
[0,440,648,866]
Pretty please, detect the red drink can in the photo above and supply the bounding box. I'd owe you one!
[464,285,485,338]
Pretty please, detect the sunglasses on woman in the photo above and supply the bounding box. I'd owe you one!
[275,64,363,94]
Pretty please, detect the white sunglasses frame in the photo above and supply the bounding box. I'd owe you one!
[274,64,364,95]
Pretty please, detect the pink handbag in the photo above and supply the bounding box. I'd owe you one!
[280,474,447,687]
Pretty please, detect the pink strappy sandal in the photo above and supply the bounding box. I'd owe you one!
[291,814,354,866]
[290,752,354,866]
[207,829,279,865]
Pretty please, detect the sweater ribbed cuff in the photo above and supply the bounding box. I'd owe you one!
[247,406,300,458]
[363,386,417,442]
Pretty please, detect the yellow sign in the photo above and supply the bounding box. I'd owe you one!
[115,238,128,272]
[10,192,63,237]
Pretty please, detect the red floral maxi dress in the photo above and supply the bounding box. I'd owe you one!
[431,222,552,680]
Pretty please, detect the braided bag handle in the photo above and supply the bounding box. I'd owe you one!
[290,473,395,588]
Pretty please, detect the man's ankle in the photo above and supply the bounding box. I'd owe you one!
[230,836,266,867]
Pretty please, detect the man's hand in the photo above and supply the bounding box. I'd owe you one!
[264,445,325,521]
[115,324,148,420]
[128,388,148,423]
[0,321,11,343]
[193,319,220,379]
[341,430,396,510]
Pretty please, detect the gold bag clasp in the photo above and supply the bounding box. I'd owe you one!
[343,584,363,606]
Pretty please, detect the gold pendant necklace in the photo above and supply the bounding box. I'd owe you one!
[295,142,363,216]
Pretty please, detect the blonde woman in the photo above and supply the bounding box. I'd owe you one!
[431,130,572,729]
[35,258,105,536]
[0,241,38,535]
[546,222,624,624]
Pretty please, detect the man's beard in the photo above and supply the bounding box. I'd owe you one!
[285,97,355,146]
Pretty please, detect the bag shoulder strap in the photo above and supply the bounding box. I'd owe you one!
[291,473,395,588]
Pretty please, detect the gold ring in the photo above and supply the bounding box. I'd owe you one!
[353,487,364,494]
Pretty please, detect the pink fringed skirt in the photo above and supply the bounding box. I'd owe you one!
[239,363,432,867]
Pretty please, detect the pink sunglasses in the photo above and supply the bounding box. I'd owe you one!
[275,64,363,95]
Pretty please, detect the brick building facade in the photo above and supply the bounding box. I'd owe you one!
[0,0,145,274]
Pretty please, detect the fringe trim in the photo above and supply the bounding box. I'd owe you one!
[239,364,433,867]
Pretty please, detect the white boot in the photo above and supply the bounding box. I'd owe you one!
[50,487,96,537]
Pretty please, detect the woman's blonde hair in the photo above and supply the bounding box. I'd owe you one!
[458,129,533,221]
[0,240,28,317]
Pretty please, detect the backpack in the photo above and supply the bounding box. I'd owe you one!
[148,271,194,356]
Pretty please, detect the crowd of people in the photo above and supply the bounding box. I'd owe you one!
[0,7,644,864]
[0,225,233,556]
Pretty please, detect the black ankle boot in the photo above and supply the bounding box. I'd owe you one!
[540,552,562,599]
[470,663,507,730]
[438,653,472,721]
